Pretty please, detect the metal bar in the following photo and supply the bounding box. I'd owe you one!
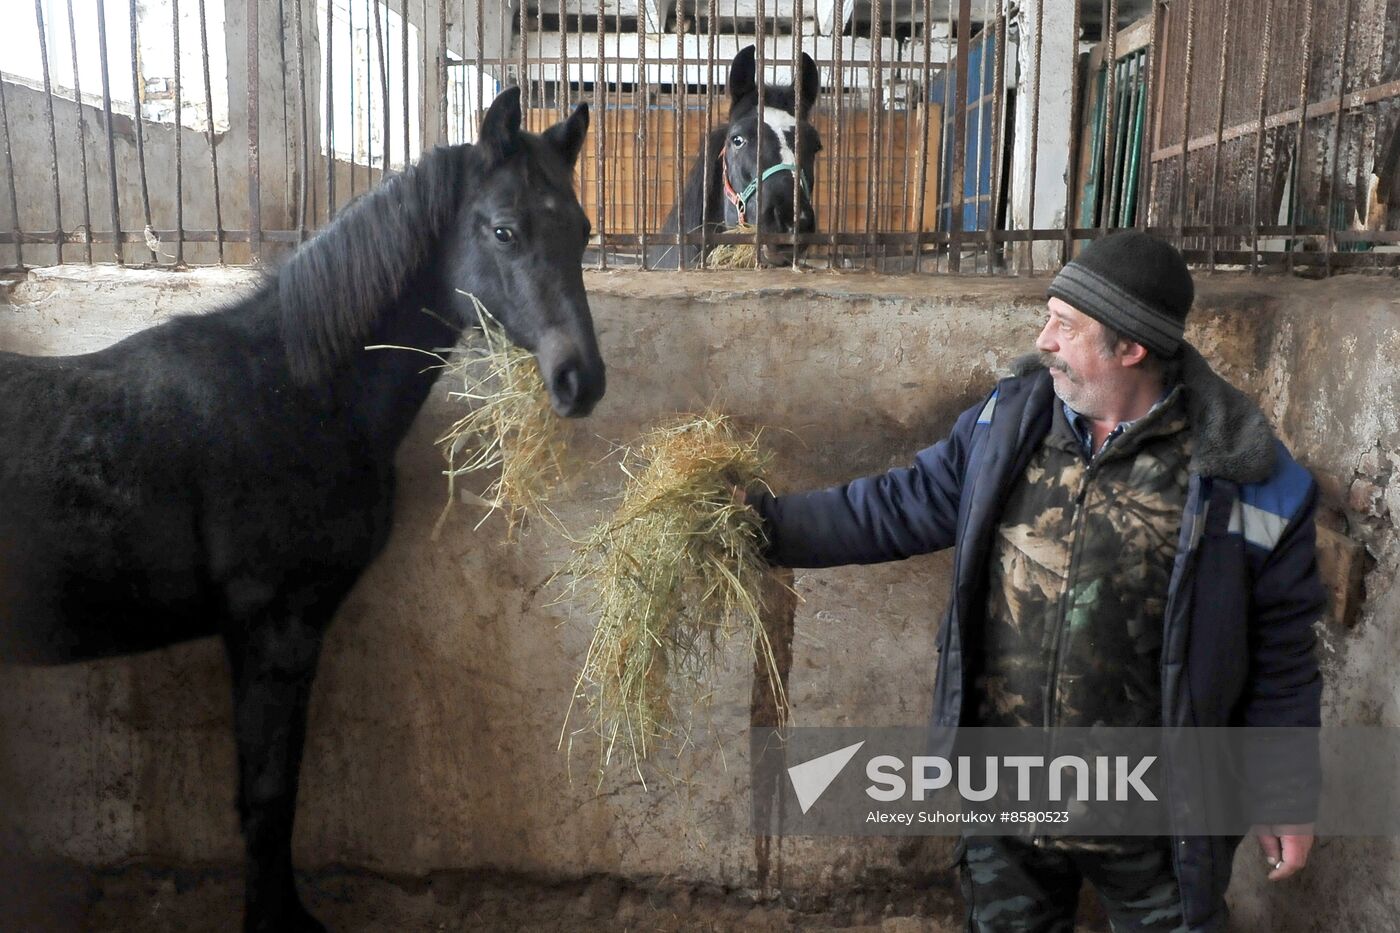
[96,0,125,263]
[64,0,94,262]
[949,0,970,272]
[700,0,717,268]
[1249,0,1275,273]
[197,0,223,259]
[132,0,157,261]
[968,10,986,272]
[863,0,881,268]
[1136,0,1161,231]
[1175,0,1194,253]
[914,0,936,272]
[939,0,953,272]
[985,0,1005,272]
[171,0,183,262]
[33,0,64,261]
[676,0,687,267]
[899,0,916,259]
[1177,248,1400,268]
[278,0,292,223]
[349,0,357,196]
[791,0,804,267]
[518,0,527,115]
[1287,0,1316,276]
[593,0,605,269]
[871,0,886,268]
[832,3,846,269]
[1098,0,1118,237]
[1062,0,1083,261]
[1325,0,1355,277]
[248,0,262,261]
[374,0,388,174]
[559,0,569,115]
[324,0,335,220]
[0,77,21,268]
[474,0,483,133]
[637,0,649,267]
[424,0,432,147]
[293,0,308,242]
[1205,0,1228,269]
[754,0,765,263]
[35,223,1400,249]
[1025,0,1042,273]
[401,0,409,163]
[1152,78,1400,161]
[467,0,473,140]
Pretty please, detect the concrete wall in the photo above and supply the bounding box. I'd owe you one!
[1,267,1398,929]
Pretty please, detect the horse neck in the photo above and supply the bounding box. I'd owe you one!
[337,263,460,457]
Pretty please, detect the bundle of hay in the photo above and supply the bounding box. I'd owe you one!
[556,413,788,777]
[706,223,759,270]
[434,293,567,533]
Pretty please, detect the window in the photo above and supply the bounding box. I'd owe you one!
[445,51,494,145]
[318,0,420,167]
[0,0,230,133]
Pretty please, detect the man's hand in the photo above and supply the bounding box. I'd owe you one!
[1254,825,1314,880]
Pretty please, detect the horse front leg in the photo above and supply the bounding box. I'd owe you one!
[224,614,328,933]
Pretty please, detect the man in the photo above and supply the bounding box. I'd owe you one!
[745,232,1325,931]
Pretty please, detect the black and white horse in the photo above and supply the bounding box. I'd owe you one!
[652,46,822,268]
[0,87,603,932]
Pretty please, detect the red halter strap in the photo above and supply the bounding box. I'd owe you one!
[721,152,748,226]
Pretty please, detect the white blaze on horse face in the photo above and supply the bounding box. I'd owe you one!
[761,107,798,167]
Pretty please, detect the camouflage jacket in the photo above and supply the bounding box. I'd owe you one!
[974,388,1191,729]
[752,346,1326,933]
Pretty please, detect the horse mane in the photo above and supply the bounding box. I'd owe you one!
[277,144,467,384]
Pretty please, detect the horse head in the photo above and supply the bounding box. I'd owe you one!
[720,45,822,261]
[279,86,605,420]
[447,88,605,417]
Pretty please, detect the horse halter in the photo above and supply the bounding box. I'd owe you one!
[722,152,812,226]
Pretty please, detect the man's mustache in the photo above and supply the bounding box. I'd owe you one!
[1041,351,1070,374]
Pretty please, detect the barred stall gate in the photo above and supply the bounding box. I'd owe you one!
[2,0,1398,273]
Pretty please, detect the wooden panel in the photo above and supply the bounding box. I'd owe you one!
[534,105,942,239]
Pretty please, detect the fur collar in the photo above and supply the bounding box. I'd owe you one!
[1009,346,1276,484]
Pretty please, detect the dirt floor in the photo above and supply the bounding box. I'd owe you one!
[1,860,972,932]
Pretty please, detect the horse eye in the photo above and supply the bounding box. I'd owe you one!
[493,226,515,244]
[730,134,745,149]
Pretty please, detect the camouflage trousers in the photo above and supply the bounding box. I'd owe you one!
[956,836,1188,932]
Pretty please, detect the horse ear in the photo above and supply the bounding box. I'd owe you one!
[799,52,820,116]
[479,85,523,165]
[544,103,590,168]
[729,45,756,103]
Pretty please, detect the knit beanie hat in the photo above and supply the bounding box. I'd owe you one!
[1046,231,1194,358]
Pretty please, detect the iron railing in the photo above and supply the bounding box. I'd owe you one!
[1,0,1397,273]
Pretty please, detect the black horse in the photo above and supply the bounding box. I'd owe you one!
[0,87,603,932]
[652,45,822,268]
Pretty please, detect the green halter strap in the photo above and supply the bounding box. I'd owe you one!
[723,157,812,225]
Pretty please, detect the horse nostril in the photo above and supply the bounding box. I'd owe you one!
[552,365,581,407]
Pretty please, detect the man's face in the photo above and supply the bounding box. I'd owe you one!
[1035,297,1124,418]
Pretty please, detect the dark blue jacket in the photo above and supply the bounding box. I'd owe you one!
[752,348,1326,932]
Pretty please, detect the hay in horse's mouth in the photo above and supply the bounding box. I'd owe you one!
[433,293,569,536]
[552,413,790,784]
